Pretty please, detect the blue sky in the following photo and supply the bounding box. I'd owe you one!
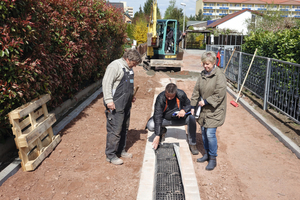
[124,0,196,18]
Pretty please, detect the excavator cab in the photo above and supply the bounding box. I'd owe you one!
[143,0,184,71]
[144,22,183,71]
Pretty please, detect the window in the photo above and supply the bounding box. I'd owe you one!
[222,4,227,6]
[217,10,219,13]
[209,3,214,6]
[285,5,290,8]
[251,14,256,22]
[209,10,214,13]
[217,4,219,6]
[229,10,232,13]
[255,5,259,7]
[248,5,252,8]
[235,4,240,7]
[230,4,233,7]
[222,10,227,13]
[204,9,207,13]
[273,5,277,8]
[204,3,207,6]
[298,6,300,8]
[260,5,265,8]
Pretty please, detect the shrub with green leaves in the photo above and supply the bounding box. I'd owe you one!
[242,28,300,63]
[0,0,127,140]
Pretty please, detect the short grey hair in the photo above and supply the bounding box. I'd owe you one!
[165,83,177,94]
[201,51,216,64]
[123,49,142,63]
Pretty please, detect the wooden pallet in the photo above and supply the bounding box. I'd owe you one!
[8,94,61,171]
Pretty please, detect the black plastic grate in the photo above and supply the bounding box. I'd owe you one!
[155,143,185,200]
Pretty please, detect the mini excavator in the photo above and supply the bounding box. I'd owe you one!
[143,0,184,71]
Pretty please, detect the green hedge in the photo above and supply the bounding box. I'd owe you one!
[242,28,300,63]
[0,0,127,141]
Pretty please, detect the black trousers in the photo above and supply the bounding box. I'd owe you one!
[105,106,131,159]
[146,115,197,145]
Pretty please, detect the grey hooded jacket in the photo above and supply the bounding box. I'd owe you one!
[190,66,227,128]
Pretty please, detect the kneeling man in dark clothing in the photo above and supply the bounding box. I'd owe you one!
[146,83,199,155]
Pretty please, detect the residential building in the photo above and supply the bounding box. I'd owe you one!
[107,1,133,23]
[120,1,134,18]
[206,9,259,35]
[196,0,300,20]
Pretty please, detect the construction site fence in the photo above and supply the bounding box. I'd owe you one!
[206,35,245,46]
[207,45,300,124]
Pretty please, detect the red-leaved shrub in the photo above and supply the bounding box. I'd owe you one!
[0,0,127,138]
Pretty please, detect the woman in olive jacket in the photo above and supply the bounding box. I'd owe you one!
[191,51,227,171]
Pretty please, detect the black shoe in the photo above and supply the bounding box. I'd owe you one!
[189,145,199,155]
[197,154,208,162]
[206,156,217,171]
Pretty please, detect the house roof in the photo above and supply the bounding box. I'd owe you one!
[206,9,259,28]
[187,21,207,27]
[203,0,300,4]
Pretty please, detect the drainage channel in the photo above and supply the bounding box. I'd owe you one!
[155,143,185,200]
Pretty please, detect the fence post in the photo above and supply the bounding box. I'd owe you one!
[263,58,271,110]
[223,47,226,69]
[238,52,243,91]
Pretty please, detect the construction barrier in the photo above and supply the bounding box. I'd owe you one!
[8,94,61,171]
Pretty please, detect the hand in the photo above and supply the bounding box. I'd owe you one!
[132,96,136,103]
[191,108,195,115]
[177,109,186,118]
[107,102,115,111]
[198,100,205,107]
[152,136,160,150]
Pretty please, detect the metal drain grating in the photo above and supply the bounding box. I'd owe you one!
[155,143,185,200]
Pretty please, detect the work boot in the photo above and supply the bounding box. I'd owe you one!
[197,153,209,162]
[106,156,123,165]
[118,150,132,158]
[189,145,199,155]
[206,156,217,171]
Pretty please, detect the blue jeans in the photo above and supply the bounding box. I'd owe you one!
[201,127,218,157]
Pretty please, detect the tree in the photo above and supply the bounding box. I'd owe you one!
[164,0,176,19]
[164,0,185,30]
[195,9,203,21]
[133,0,161,24]
[203,16,212,21]
[133,20,148,45]
[189,9,203,21]
[189,15,196,21]
[142,0,161,19]
[244,3,297,33]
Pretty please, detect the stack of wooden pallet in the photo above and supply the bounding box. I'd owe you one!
[8,94,61,171]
